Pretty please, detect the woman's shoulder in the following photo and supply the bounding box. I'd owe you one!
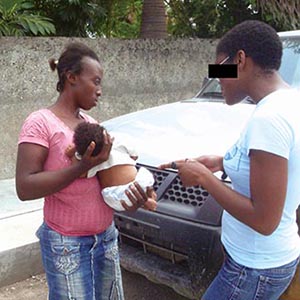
[19,109,54,145]
[21,108,60,135]
[24,108,53,122]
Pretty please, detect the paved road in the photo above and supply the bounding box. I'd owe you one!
[0,269,190,300]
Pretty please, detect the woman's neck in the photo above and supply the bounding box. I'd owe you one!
[49,94,81,120]
[248,71,290,104]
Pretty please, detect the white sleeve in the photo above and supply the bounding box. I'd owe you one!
[244,113,293,159]
[87,165,102,178]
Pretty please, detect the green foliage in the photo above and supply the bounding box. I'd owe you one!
[93,0,142,38]
[1,0,142,38]
[27,0,141,38]
[1,0,298,38]
[27,0,101,37]
[0,0,55,36]
[166,0,297,38]
[214,0,262,36]
[166,0,261,38]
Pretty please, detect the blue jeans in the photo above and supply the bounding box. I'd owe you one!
[202,250,299,300]
[36,222,124,300]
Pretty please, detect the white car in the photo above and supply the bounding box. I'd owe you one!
[102,30,300,299]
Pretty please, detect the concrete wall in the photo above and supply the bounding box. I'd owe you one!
[0,37,217,179]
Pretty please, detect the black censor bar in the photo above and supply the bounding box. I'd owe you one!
[208,64,238,79]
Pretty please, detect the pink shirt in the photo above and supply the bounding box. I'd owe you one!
[18,109,113,236]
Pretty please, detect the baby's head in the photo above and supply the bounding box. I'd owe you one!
[73,122,105,156]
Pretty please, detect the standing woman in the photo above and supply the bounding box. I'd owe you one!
[160,20,300,300]
[16,42,155,300]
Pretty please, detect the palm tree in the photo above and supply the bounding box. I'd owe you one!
[257,0,300,30]
[140,0,167,38]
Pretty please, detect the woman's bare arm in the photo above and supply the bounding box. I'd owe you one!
[16,139,112,200]
[160,150,287,236]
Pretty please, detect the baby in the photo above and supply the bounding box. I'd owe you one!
[66,122,157,211]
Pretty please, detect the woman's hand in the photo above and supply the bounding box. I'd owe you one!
[159,155,224,187]
[80,130,113,171]
[159,155,223,172]
[195,155,224,173]
[159,157,215,187]
[121,183,157,212]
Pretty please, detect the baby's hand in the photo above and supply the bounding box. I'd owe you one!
[65,144,87,177]
[65,144,76,158]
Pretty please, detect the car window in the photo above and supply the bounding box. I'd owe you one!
[280,37,300,88]
[196,78,223,101]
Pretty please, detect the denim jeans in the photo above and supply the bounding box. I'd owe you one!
[202,250,299,300]
[36,222,124,300]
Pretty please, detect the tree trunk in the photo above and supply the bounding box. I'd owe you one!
[140,0,167,38]
[257,0,300,29]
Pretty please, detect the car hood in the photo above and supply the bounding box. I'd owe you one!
[101,99,255,168]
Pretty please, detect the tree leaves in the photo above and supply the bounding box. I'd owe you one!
[18,15,55,35]
[0,0,56,36]
[166,0,298,38]
[1,0,299,38]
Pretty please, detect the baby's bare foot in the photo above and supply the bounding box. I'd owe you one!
[144,199,157,211]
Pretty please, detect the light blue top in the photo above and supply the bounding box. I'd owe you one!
[222,89,300,269]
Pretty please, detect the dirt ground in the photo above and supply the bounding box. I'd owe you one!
[0,268,190,300]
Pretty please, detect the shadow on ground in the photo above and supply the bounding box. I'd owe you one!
[0,268,190,300]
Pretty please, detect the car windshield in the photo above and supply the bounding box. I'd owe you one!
[279,37,300,87]
[193,36,300,103]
